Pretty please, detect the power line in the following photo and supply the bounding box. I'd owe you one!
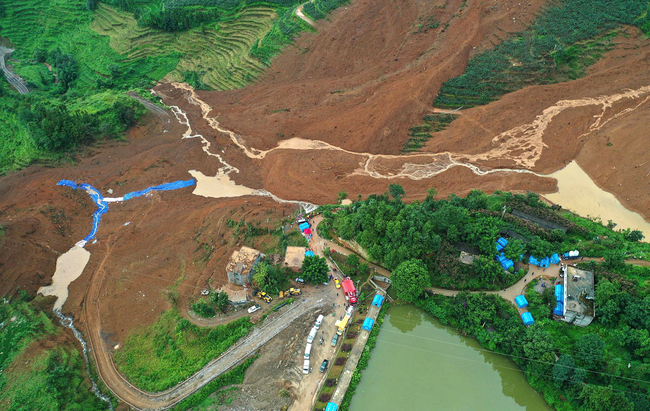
[385,316,650,386]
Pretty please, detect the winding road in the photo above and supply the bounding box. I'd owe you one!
[0,46,29,94]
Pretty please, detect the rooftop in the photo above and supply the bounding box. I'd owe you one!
[284,246,306,268]
[226,246,261,276]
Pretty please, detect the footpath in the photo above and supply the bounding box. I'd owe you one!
[330,289,384,406]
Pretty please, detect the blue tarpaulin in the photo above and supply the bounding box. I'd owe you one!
[515,295,529,308]
[325,403,338,411]
[496,254,514,270]
[305,250,315,257]
[521,312,535,326]
[554,302,564,316]
[299,222,310,231]
[555,284,564,302]
[528,255,539,266]
[550,253,560,265]
[496,237,508,252]
[540,257,550,268]
[372,294,384,307]
[362,318,374,331]
[58,178,195,244]
[122,179,195,201]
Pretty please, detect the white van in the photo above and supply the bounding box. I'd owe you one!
[304,343,312,360]
[307,327,317,344]
[315,314,324,329]
[303,359,310,374]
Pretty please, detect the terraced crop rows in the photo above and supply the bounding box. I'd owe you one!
[92,4,277,90]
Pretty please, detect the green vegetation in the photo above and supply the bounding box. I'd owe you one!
[435,0,650,109]
[405,0,650,152]
[323,187,648,291]
[114,308,253,391]
[0,297,105,410]
[301,255,329,283]
[252,261,291,295]
[402,113,456,152]
[169,356,256,411]
[191,290,229,318]
[329,187,650,410]
[0,0,346,172]
[303,0,350,21]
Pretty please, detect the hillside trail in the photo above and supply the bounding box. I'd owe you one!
[170,82,650,180]
[296,1,316,27]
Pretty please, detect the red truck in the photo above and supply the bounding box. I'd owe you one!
[341,278,357,304]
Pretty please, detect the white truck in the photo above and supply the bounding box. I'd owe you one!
[304,343,312,360]
[307,326,317,344]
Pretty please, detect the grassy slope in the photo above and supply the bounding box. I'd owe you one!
[113,308,254,391]
[0,298,105,410]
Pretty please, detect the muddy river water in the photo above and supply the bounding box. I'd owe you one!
[350,305,553,411]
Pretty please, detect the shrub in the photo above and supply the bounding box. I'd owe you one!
[318,393,331,402]
[341,344,352,352]
[325,378,337,386]
[346,332,357,339]
[335,357,346,366]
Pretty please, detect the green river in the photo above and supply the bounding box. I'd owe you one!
[350,305,553,411]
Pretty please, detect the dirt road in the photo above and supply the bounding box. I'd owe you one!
[84,237,331,410]
[295,1,316,27]
[0,46,29,94]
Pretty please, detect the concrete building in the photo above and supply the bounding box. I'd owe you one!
[284,246,306,272]
[226,246,263,285]
[220,287,249,305]
[561,266,595,327]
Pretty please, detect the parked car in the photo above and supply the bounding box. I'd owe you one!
[247,304,261,314]
[331,334,339,347]
[295,278,306,284]
[320,359,329,373]
[334,279,341,289]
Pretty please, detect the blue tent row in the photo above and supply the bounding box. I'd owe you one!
[496,237,509,252]
[521,312,535,326]
[496,254,514,270]
[299,222,310,231]
[123,179,195,201]
[554,302,564,316]
[515,295,528,308]
[305,250,315,257]
[362,317,374,331]
[528,255,539,266]
[540,257,550,268]
[555,284,564,302]
[372,294,384,307]
[550,253,561,265]
[325,403,338,411]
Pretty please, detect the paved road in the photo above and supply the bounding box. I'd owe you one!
[296,1,316,27]
[127,92,171,124]
[0,46,29,94]
[84,236,329,410]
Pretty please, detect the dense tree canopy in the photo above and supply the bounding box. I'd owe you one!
[392,259,430,302]
[302,256,329,284]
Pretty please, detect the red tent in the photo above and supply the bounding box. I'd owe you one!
[304,228,312,235]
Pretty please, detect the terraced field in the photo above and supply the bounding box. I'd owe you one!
[92,4,277,90]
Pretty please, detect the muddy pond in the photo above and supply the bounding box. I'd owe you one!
[350,305,553,411]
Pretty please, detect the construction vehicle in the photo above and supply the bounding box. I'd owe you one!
[256,291,272,303]
[287,288,301,296]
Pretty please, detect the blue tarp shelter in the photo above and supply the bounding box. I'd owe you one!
[495,254,514,270]
[515,295,529,308]
[550,253,560,265]
[299,222,310,231]
[305,250,315,257]
[521,312,535,326]
[362,318,374,331]
[528,255,539,266]
[496,237,508,252]
[555,284,564,302]
[540,257,550,268]
[325,403,338,411]
[372,294,384,307]
[554,302,564,316]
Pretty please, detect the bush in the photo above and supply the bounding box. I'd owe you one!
[341,344,352,352]
[318,393,331,402]
[325,378,337,386]
[335,357,346,366]
[346,332,357,339]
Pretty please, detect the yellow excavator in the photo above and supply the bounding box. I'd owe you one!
[256,291,272,303]
[279,288,301,298]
